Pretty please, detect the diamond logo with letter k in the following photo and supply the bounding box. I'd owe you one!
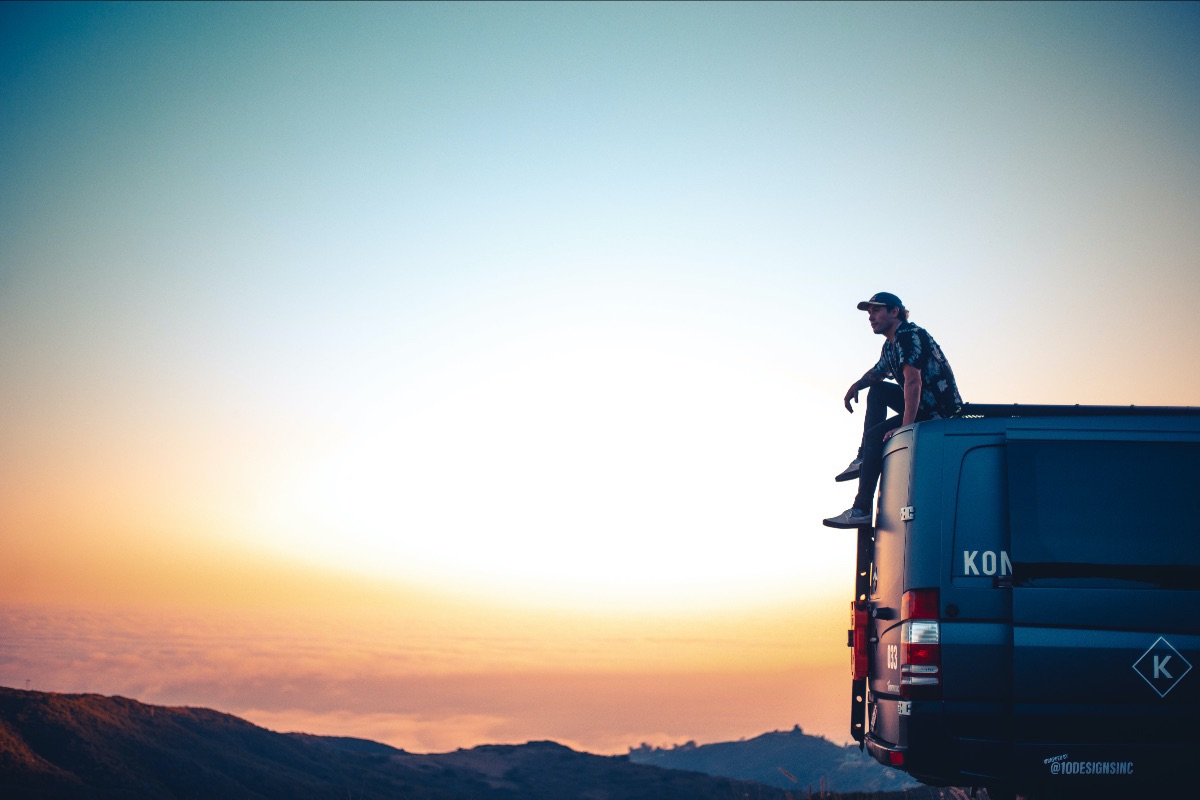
[1133,637,1192,698]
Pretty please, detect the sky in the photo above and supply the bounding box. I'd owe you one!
[2,1,1199,754]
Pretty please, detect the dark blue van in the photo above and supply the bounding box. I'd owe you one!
[848,405,1200,799]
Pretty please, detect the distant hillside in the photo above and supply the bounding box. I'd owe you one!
[0,688,823,800]
[627,725,919,794]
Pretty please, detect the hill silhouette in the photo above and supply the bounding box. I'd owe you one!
[0,688,943,799]
[627,724,919,794]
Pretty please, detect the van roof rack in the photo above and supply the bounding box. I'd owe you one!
[955,403,1200,419]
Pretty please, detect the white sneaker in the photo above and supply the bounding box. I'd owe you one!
[823,507,872,529]
[835,458,862,482]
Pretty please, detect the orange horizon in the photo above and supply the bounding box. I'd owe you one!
[2,536,854,755]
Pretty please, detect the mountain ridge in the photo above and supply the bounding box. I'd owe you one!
[627,724,919,794]
[0,687,935,799]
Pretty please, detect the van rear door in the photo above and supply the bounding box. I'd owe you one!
[1006,431,1200,784]
[866,430,914,748]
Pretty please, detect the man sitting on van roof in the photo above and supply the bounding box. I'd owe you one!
[824,292,962,528]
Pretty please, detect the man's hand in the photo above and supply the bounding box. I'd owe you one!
[844,384,860,413]
[882,428,897,443]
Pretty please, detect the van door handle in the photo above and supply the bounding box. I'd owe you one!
[871,606,895,620]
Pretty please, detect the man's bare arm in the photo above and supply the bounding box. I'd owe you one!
[900,364,921,425]
[882,365,922,442]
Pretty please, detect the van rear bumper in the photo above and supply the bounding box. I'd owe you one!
[864,735,905,768]
[864,735,957,786]
[864,698,965,784]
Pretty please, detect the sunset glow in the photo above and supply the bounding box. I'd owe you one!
[3,1,1199,755]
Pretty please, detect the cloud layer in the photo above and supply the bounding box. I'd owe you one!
[2,601,845,754]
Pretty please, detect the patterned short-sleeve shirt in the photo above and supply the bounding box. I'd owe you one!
[869,320,962,420]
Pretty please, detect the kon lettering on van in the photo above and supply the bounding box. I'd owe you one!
[962,549,1012,576]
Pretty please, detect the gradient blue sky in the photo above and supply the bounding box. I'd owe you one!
[3,1,1199,752]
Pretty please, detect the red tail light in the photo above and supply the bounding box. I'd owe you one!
[850,600,868,680]
[900,589,941,699]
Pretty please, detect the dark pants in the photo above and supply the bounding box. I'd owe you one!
[853,382,910,512]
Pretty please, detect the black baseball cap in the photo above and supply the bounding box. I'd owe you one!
[857,292,904,310]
